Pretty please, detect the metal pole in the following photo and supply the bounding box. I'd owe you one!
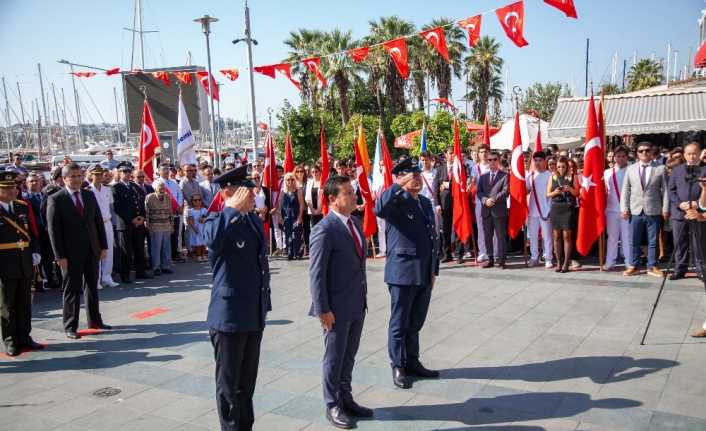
[51,83,64,150]
[16,82,25,125]
[245,0,258,162]
[666,43,671,85]
[138,0,145,69]
[204,31,218,168]
[38,63,50,152]
[2,77,12,157]
[69,64,83,148]
[584,38,590,97]
[622,59,627,91]
[113,86,121,143]
[216,83,223,151]
[35,99,42,157]
[425,73,430,116]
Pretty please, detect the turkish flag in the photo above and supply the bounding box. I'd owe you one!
[220,68,239,81]
[284,131,295,174]
[383,38,410,79]
[258,122,269,131]
[262,131,279,191]
[379,130,393,190]
[576,96,606,255]
[207,191,224,213]
[254,65,276,78]
[72,72,96,78]
[420,27,450,63]
[482,114,492,147]
[348,46,369,63]
[196,71,219,101]
[173,72,192,85]
[450,119,473,244]
[138,100,160,182]
[354,134,377,239]
[508,112,528,239]
[431,98,457,111]
[496,1,529,48]
[319,125,330,215]
[544,0,578,18]
[163,186,179,214]
[105,67,121,76]
[458,15,482,47]
[152,71,171,86]
[302,57,327,87]
[274,63,301,91]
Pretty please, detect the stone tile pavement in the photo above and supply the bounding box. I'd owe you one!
[1,256,706,430]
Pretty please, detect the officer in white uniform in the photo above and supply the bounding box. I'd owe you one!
[603,146,631,270]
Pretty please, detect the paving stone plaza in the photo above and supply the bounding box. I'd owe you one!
[1,258,706,431]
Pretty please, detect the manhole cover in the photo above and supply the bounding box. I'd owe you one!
[92,387,122,398]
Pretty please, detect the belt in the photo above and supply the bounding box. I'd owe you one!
[0,241,30,251]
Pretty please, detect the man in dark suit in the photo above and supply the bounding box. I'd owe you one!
[113,162,149,283]
[47,163,110,339]
[24,173,47,292]
[668,141,706,280]
[375,158,440,390]
[40,167,64,290]
[309,175,372,429]
[432,147,455,262]
[204,165,272,431]
[477,151,509,269]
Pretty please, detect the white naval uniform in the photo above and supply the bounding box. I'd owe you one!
[470,162,490,260]
[90,183,116,286]
[603,165,631,268]
[526,170,553,262]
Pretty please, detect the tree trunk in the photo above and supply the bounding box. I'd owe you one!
[334,72,350,126]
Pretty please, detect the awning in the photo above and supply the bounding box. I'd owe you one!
[548,87,706,138]
[695,42,706,68]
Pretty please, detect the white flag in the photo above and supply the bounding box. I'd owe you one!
[176,91,197,166]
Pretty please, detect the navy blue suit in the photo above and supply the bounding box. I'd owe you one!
[308,212,367,408]
[668,164,706,275]
[375,184,439,368]
[204,207,271,431]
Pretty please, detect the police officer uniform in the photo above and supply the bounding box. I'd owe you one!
[0,170,43,356]
[204,165,271,431]
[374,158,440,389]
[112,162,148,282]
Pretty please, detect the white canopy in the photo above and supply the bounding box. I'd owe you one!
[490,114,582,151]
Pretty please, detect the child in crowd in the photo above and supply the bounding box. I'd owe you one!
[187,194,208,261]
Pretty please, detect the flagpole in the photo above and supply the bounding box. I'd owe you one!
[598,91,606,271]
[194,14,219,168]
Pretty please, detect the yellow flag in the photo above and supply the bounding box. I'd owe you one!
[357,124,371,176]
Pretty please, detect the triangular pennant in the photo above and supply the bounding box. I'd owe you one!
[151,71,171,86]
[348,46,370,63]
[173,72,193,85]
[220,68,239,81]
[254,65,277,79]
[105,67,121,76]
[274,63,301,91]
[302,57,327,88]
[544,0,578,18]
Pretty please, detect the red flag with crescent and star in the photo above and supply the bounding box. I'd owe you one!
[303,57,327,87]
[138,100,160,182]
[274,63,301,91]
[508,112,528,239]
[254,65,276,78]
[458,15,482,47]
[576,96,606,255]
[220,68,239,81]
[420,27,450,63]
[262,130,278,191]
[284,130,295,174]
[105,67,121,76]
[451,119,473,244]
[496,1,529,48]
[383,38,410,79]
[173,72,192,85]
[354,133,377,239]
[319,124,330,215]
[152,71,171,86]
[544,0,578,18]
[196,71,219,101]
[348,46,370,63]
[207,191,224,213]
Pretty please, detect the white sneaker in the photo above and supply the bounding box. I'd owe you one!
[97,284,104,290]
[528,259,539,267]
[102,280,119,288]
[375,253,386,258]
[477,254,489,263]
[545,262,554,269]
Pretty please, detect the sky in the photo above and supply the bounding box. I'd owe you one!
[0,0,704,130]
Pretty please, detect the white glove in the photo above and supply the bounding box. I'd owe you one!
[32,253,41,266]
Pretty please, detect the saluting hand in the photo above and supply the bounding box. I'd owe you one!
[226,187,254,213]
[396,173,415,188]
[319,312,335,331]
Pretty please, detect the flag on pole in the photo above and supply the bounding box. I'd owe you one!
[319,125,330,215]
[576,96,606,255]
[451,119,473,244]
[176,91,197,167]
[482,114,492,147]
[207,191,224,213]
[535,121,543,152]
[357,124,371,176]
[138,100,160,182]
[354,135,377,239]
[262,130,279,193]
[508,112,528,239]
[283,130,295,174]
[597,98,606,151]
[380,130,394,190]
[372,130,384,192]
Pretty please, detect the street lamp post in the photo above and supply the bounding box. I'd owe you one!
[194,14,220,168]
[233,0,259,163]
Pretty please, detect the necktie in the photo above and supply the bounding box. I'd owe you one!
[74,191,85,216]
[347,218,363,259]
[639,165,646,189]
[490,172,495,184]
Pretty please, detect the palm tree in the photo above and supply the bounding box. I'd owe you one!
[627,59,663,92]
[600,83,622,95]
[464,36,504,122]
[284,29,324,107]
[367,16,417,117]
[320,29,365,126]
[420,18,466,102]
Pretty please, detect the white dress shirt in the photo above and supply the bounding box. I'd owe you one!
[331,209,362,246]
[604,165,627,212]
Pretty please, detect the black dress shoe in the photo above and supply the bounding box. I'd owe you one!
[153,268,162,276]
[65,331,81,339]
[669,272,686,281]
[120,275,132,284]
[135,273,153,279]
[5,344,19,356]
[343,400,374,418]
[23,340,45,350]
[442,255,453,263]
[457,256,464,264]
[88,323,112,330]
[497,261,507,270]
[406,361,440,378]
[392,366,411,389]
[161,268,173,274]
[482,260,494,269]
[326,406,354,429]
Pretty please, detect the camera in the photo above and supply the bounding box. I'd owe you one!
[685,165,701,184]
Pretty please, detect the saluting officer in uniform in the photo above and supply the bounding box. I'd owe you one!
[204,165,272,431]
[374,158,440,389]
[0,169,43,356]
[112,161,148,283]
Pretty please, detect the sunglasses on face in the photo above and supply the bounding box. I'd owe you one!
[488,158,498,162]
[637,149,650,154]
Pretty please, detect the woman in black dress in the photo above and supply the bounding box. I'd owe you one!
[546,157,580,273]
